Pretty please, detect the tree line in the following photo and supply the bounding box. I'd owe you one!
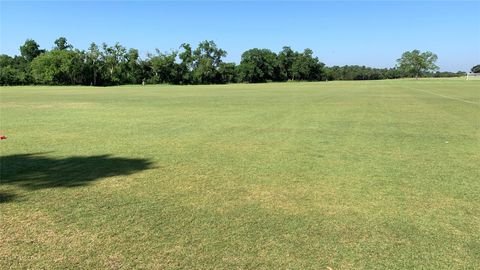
[0,38,469,86]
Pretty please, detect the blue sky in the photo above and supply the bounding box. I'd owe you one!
[1,1,479,71]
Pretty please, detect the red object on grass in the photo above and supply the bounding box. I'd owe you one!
[0,135,7,140]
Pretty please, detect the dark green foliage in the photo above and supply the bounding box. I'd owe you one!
[471,65,480,73]
[291,48,325,81]
[277,46,296,81]
[100,42,128,85]
[53,37,73,51]
[431,71,466,77]
[30,49,87,85]
[191,40,227,84]
[1,38,462,86]
[238,48,278,83]
[397,49,439,78]
[0,55,29,85]
[126,48,143,84]
[147,41,230,85]
[178,43,194,84]
[218,62,237,83]
[326,66,402,81]
[148,50,180,84]
[86,43,102,86]
[19,39,45,62]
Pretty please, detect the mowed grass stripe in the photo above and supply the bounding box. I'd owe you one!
[402,84,479,105]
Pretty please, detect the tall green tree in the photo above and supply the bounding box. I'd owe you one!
[238,48,278,83]
[471,65,480,73]
[325,65,402,81]
[277,46,296,81]
[397,50,439,78]
[101,42,127,85]
[86,43,102,85]
[218,62,237,83]
[54,37,73,50]
[20,39,44,62]
[291,48,325,81]
[191,40,227,84]
[148,50,179,84]
[178,43,194,84]
[125,48,142,84]
[30,50,86,85]
[1,37,459,85]
[0,55,29,85]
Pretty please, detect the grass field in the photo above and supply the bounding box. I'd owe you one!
[1,79,479,269]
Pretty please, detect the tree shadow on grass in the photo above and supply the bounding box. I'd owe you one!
[0,191,16,203]
[0,153,154,190]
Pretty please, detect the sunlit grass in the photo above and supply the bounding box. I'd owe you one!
[1,79,479,269]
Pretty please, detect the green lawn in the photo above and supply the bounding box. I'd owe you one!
[1,79,479,269]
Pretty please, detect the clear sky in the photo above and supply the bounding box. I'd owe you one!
[1,1,479,71]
